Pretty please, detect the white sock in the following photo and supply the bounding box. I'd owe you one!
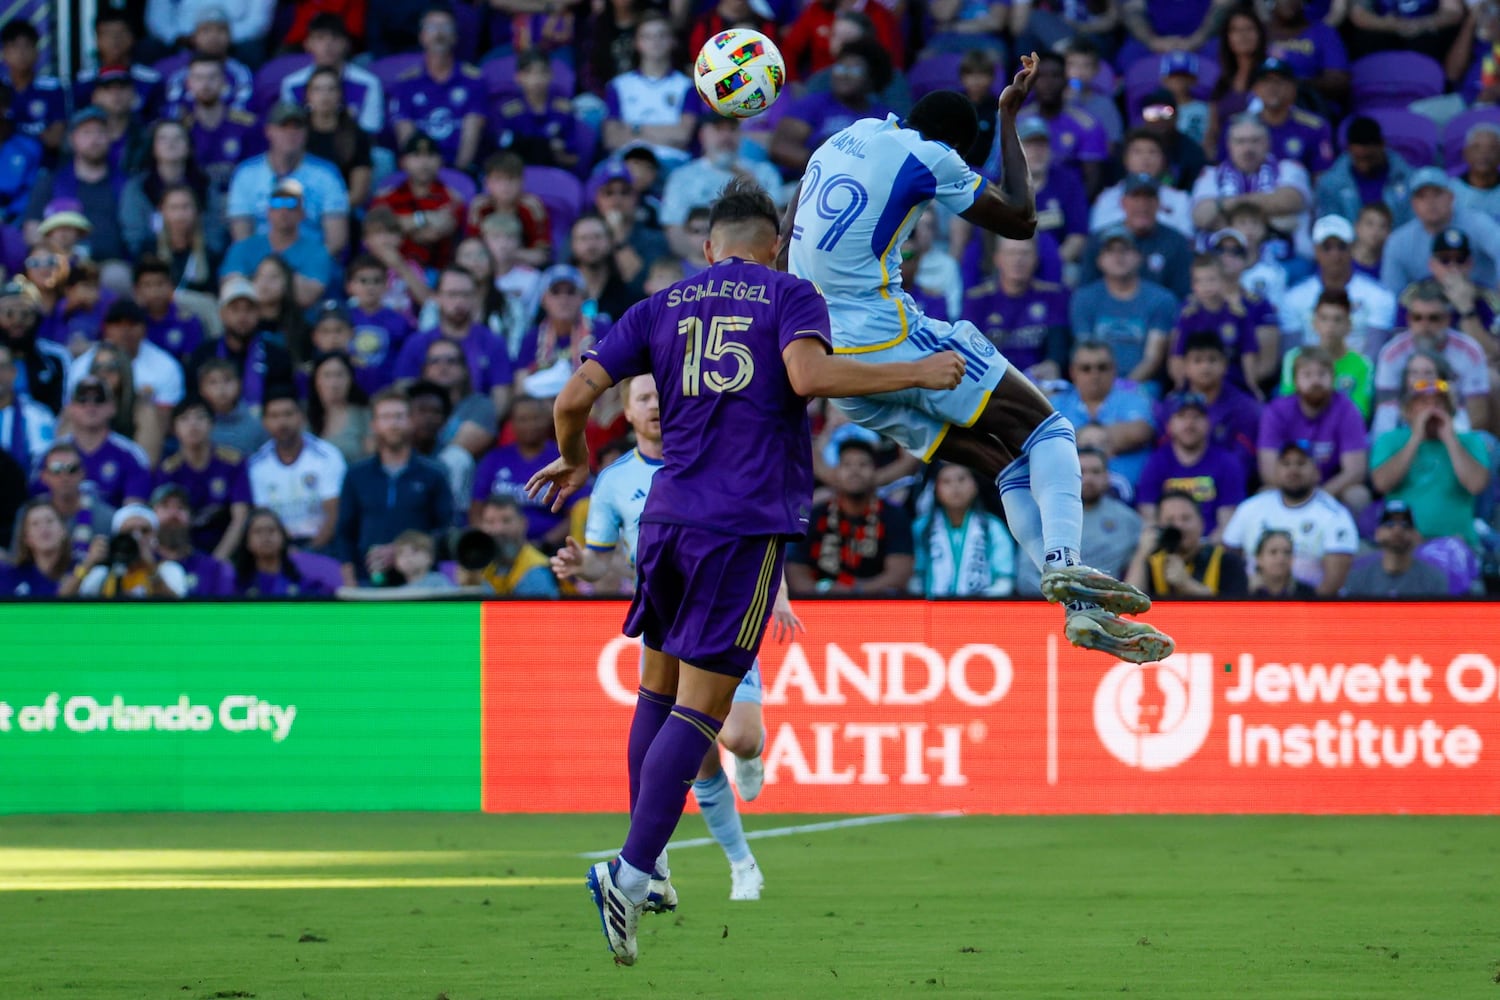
[997,456,1045,571]
[1023,413,1085,570]
[615,857,651,903]
[654,848,670,878]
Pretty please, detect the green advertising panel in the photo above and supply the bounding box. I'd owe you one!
[0,604,481,813]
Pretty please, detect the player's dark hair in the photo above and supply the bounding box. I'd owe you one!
[707,177,780,236]
[906,90,979,156]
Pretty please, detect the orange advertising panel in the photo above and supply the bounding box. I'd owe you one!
[482,602,1500,814]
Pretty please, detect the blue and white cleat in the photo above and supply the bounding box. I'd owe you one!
[587,860,642,965]
[1064,607,1175,664]
[644,868,678,914]
[1041,565,1152,615]
[734,753,765,802]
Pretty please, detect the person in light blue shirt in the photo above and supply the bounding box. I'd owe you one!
[1069,226,1179,386]
[1050,340,1158,496]
[225,102,350,256]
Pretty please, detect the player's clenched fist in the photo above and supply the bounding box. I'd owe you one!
[916,351,966,390]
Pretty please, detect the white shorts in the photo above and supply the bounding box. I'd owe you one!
[831,317,1010,461]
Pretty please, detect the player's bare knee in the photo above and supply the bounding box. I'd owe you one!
[719,702,764,757]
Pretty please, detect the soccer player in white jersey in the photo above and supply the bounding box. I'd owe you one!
[550,373,801,904]
[783,55,1175,663]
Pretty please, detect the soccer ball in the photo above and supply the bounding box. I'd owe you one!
[693,29,787,120]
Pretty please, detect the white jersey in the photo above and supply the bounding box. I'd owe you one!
[583,448,661,567]
[1222,488,1358,588]
[789,114,989,353]
[248,432,348,541]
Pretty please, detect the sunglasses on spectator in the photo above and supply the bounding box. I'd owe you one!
[268,196,301,210]
[1434,252,1469,266]
[547,283,582,295]
[74,391,108,405]
[1213,245,1246,258]
[1074,362,1112,373]
[1142,105,1175,123]
[1408,309,1450,323]
[1410,378,1451,395]
[427,354,463,366]
[24,255,57,269]
[46,461,82,474]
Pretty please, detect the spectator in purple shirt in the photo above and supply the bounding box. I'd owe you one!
[963,237,1071,382]
[155,8,254,117]
[493,50,580,173]
[1258,346,1371,512]
[180,56,263,195]
[389,7,486,174]
[232,507,330,596]
[1168,254,1264,395]
[156,398,251,560]
[770,39,892,177]
[1017,49,1109,197]
[1137,391,1248,537]
[471,394,581,549]
[1175,331,1261,483]
[1238,58,1334,177]
[31,441,113,563]
[134,256,205,360]
[392,267,515,417]
[150,482,234,597]
[57,376,153,509]
[1015,116,1089,268]
[0,20,67,158]
[1348,0,1464,61]
[2,497,73,597]
[1265,0,1351,110]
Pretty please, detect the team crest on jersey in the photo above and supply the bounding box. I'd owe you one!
[1286,137,1302,156]
[211,477,226,498]
[1148,253,1165,273]
[1029,301,1048,321]
[102,461,117,480]
[166,327,183,349]
[451,87,466,103]
[30,100,44,117]
[353,327,388,364]
[968,332,997,358]
[414,92,428,106]
[1300,520,1314,534]
[224,138,239,157]
[1221,322,1235,340]
[303,473,318,488]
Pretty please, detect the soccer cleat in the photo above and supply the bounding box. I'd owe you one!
[1040,565,1152,615]
[729,858,764,901]
[586,860,642,965]
[733,753,765,802]
[1064,607,1175,664]
[644,870,678,914]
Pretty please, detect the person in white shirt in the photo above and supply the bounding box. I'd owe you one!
[66,301,184,409]
[1372,280,1491,433]
[600,12,696,169]
[1223,441,1358,595]
[247,389,347,548]
[0,343,55,471]
[1279,215,1396,358]
[1191,115,1312,257]
[659,116,784,262]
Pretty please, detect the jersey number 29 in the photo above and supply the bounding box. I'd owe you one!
[679,316,755,396]
[801,163,869,252]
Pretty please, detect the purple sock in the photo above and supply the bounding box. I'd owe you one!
[620,706,722,875]
[627,687,675,816]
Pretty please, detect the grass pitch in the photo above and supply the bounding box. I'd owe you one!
[0,812,1496,999]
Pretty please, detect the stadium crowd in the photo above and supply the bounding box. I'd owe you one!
[1,0,1499,600]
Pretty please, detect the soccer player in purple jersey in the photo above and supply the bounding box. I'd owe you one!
[527,179,964,966]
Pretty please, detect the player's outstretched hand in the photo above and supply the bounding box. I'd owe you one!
[551,536,585,580]
[526,457,590,513]
[998,52,1038,116]
[915,350,967,390]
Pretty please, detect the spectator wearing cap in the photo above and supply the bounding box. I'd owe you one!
[1265,0,1351,109]
[248,388,347,550]
[1375,278,1491,432]
[1236,57,1334,176]
[588,161,667,287]
[1020,115,1091,266]
[0,279,69,415]
[467,152,551,268]
[227,102,350,257]
[493,50,580,173]
[1011,51,1108,198]
[661,116,783,264]
[1313,116,1414,230]
[1453,122,1500,220]
[55,376,153,509]
[222,179,335,307]
[1137,391,1249,536]
[1281,288,1374,420]
[1136,88,1208,193]
[514,265,609,400]
[387,7,485,174]
[1126,488,1249,598]
[73,11,162,121]
[391,267,516,415]
[1204,225,1284,351]
[88,64,150,177]
[1078,173,1193,299]
[771,38,893,177]
[1090,131,1194,239]
[179,55,264,194]
[1191,115,1312,254]
[1223,439,1359,595]
[156,397,250,560]
[569,212,644,325]
[150,481,235,596]
[132,256,206,360]
[1150,52,1208,148]
[280,12,384,134]
[0,84,41,225]
[1342,500,1450,596]
[31,441,114,562]
[1382,167,1500,293]
[1174,330,1261,479]
[1347,0,1464,62]
[1258,346,1371,511]
[68,301,185,424]
[600,12,697,169]
[33,200,93,261]
[184,278,296,414]
[1371,369,1491,550]
[334,388,453,586]
[962,237,1069,383]
[1051,341,1157,497]
[0,21,66,155]
[23,109,129,276]
[68,502,188,598]
[1404,227,1500,365]
[1071,226,1180,385]
[147,0,274,64]
[0,339,55,473]
[1167,253,1268,394]
[153,6,255,116]
[1279,214,1397,358]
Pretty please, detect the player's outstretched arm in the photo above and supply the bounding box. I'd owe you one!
[526,360,616,513]
[782,337,965,398]
[960,53,1039,240]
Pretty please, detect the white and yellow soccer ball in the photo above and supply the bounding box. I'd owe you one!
[693,29,787,120]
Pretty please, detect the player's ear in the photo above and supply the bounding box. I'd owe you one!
[703,239,717,265]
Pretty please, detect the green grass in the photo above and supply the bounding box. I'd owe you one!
[1,813,1497,999]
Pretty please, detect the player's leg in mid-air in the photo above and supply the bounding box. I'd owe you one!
[693,664,766,901]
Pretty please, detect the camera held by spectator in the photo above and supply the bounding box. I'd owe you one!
[70,504,188,598]
[455,496,558,597]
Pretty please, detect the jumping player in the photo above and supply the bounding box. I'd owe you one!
[782,55,1175,663]
[527,179,964,966]
[550,370,804,904]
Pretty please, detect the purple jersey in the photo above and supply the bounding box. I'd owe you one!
[962,279,1069,374]
[1257,393,1369,483]
[187,110,264,191]
[146,303,206,359]
[159,56,254,116]
[393,327,514,394]
[1268,23,1349,81]
[348,305,412,395]
[1264,110,1334,175]
[1136,443,1248,526]
[0,562,60,597]
[1171,298,1261,376]
[472,441,580,541]
[1034,166,1089,241]
[178,550,233,596]
[1,73,67,143]
[156,445,252,552]
[493,94,577,167]
[1019,107,1109,169]
[389,64,486,166]
[586,258,832,537]
[68,432,152,508]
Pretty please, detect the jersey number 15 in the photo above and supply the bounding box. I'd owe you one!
[678,316,755,397]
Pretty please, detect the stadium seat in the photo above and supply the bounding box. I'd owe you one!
[481,54,575,101]
[908,53,962,100]
[1350,52,1444,113]
[251,53,313,114]
[523,165,585,254]
[1415,538,1482,596]
[1338,109,1439,168]
[1442,106,1500,171]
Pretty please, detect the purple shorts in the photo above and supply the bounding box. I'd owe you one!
[624,522,788,678]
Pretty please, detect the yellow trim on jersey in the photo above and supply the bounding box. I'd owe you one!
[735,539,779,650]
[842,202,924,357]
[962,388,995,427]
[922,422,954,463]
[671,708,721,742]
[584,539,618,551]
